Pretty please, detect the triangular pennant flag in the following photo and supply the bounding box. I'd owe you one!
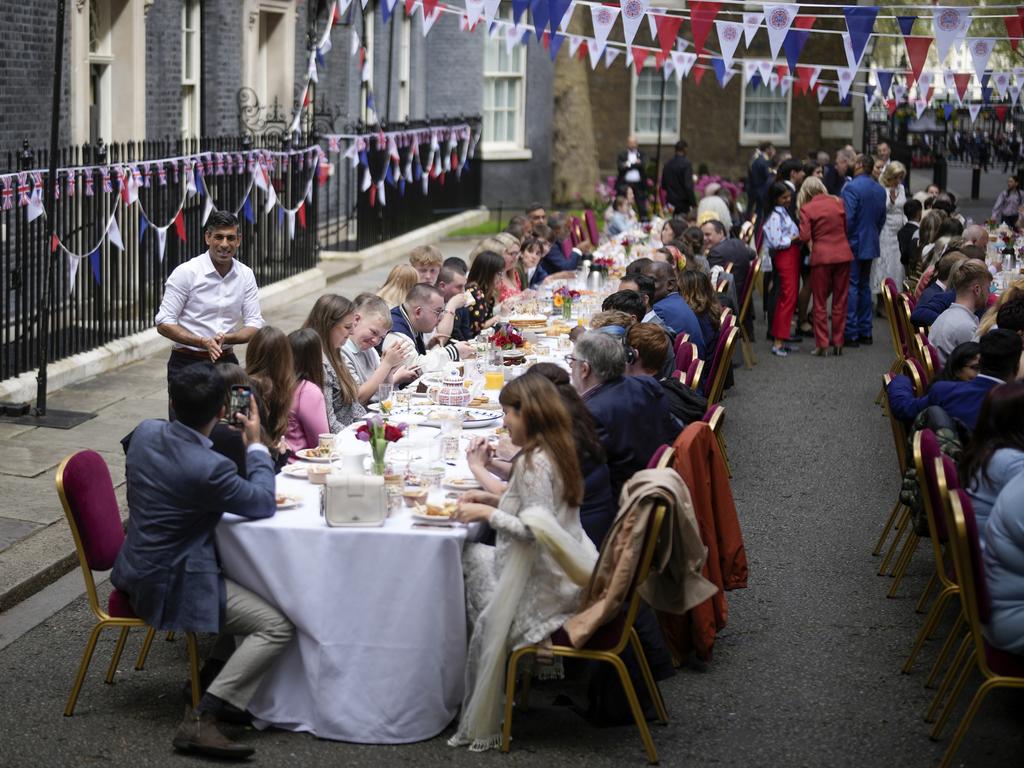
[968,103,982,122]
[877,70,893,98]
[655,14,684,56]
[917,71,933,100]
[689,1,721,58]
[647,6,664,39]
[1011,85,1021,106]
[156,227,168,263]
[89,249,101,285]
[264,181,277,214]
[105,216,123,251]
[995,105,1008,122]
[743,60,760,85]
[632,46,650,73]
[174,210,187,242]
[933,8,970,63]
[604,46,621,68]
[547,0,572,37]
[1005,15,1023,51]
[914,99,928,119]
[548,31,565,60]
[887,98,897,116]
[242,196,255,224]
[757,59,773,86]
[836,67,855,101]
[67,253,82,291]
[693,65,707,86]
[782,16,814,72]
[624,45,634,68]
[711,57,730,87]
[844,7,878,66]
[568,34,583,57]
[482,0,501,24]
[588,40,602,69]
[903,36,933,86]
[511,0,529,24]
[381,0,395,24]
[817,85,829,104]
[763,4,797,61]
[202,194,215,226]
[993,72,1011,99]
[808,65,822,90]
[894,84,907,103]
[864,84,877,107]
[619,0,650,48]
[795,65,813,95]
[287,210,296,240]
[671,50,697,79]
[715,21,743,70]
[742,12,762,46]
[590,5,619,56]
[769,72,779,92]
[896,15,916,37]
[953,73,972,103]
[464,0,484,27]
[557,0,575,31]
[139,214,148,244]
[422,2,443,34]
[530,0,549,40]
[943,103,955,121]
[967,38,994,83]
[26,189,44,222]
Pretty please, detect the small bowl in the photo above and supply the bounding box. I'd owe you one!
[307,465,333,485]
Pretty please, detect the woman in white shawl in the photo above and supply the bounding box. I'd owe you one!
[450,374,599,752]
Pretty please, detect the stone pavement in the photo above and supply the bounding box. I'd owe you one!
[1,315,1021,766]
[0,239,477,612]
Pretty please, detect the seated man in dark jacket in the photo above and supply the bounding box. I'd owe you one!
[702,219,754,296]
[112,363,293,759]
[626,323,708,430]
[887,329,1020,429]
[911,251,967,327]
[570,330,679,499]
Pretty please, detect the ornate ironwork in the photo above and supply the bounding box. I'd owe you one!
[237,88,292,145]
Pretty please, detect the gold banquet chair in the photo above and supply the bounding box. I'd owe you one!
[874,371,915,571]
[735,257,762,370]
[56,450,201,716]
[501,465,673,763]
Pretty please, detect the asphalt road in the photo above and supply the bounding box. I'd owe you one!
[1,316,1022,767]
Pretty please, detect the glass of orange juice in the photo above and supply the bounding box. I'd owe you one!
[484,368,505,390]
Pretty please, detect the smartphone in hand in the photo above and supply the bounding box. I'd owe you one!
[228,385,251,426]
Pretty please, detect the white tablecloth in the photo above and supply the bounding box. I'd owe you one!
[216,470,472,743]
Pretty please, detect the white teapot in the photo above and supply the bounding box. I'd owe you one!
[426,367,481,407]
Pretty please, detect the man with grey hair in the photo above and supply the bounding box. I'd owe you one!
[569,330,676,498]
[825,147,856,196]
[962,223,990,250]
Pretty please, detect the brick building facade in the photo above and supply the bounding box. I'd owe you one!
[0,0,553,209]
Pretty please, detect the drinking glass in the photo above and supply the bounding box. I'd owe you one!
[377,383,393,408]
[440,415,463,464]
[394,389,411,412]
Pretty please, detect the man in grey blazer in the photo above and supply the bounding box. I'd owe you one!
[112,363,292,760]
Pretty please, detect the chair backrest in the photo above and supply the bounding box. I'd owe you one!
[895,293,916,354]
[686,359,704,391]
[56,450,124,617]
[720,308,734,329]
[702,404,724,433]
[647,444,669,469]
[882,373,910,474]
[674,341,697,373]
[584,209,600,245]
[736,257,763,328]
[569,216,584,246]
[655,446,675,469]
[705,326,739,403]
[915,431,954,597]
[901,357,927,397]
[881,278,903,359]
[561,238,573,259]
[922,338,942,380]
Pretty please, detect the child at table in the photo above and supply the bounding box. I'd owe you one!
[341,293,418,404]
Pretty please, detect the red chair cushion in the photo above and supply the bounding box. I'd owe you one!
[958,489,993,624]
[107,588,138,619]
[60,451,124,572]
[919,430,948,541]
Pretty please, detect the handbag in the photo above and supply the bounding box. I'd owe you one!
[322,474,387,527]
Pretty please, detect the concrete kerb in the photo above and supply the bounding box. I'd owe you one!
[0,208,489,407]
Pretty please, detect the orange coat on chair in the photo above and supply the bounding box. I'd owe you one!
[659,422,748,662]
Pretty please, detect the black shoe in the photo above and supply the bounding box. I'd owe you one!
[783,336,804,343]
[845,339,860,348]
[860,336,873,345]
[831,346,843,356]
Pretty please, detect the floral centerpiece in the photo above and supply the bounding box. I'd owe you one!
[492,327,525,350]
[355,415,407,475]
[591,256,615,272]
[620,235,636,260]
[552,286,581,321]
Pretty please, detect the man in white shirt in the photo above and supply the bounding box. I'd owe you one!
[616,135,647,218]
[929,259,992,363]
[155,211,264,390]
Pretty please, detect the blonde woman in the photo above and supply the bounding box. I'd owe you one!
[871,161,907,300]
[375,264,420,308]
[979,278,1024,336]
[470,233,526,303]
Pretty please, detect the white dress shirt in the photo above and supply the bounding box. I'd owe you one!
[155,251,264,351]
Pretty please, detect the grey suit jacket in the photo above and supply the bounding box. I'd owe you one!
[111,419,276,632]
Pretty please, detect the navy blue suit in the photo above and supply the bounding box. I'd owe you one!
[909,287,955,327]
[887,374,1004,430]
[842,173,886,341]
[652,293,706,359]
[584,376,678,501]
[111,420,276,632]
[526,264,549,288]
[541,243,579,274]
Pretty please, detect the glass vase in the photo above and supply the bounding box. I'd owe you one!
[371,440,388,476]
[561,299,573,321]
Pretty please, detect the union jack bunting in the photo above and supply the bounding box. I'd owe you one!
[100,166,112,193]
[225,154,234,175]
[236,154,244,174]
[214,153,225,175]
[84,170,95,196]
[2,177,13,210]
[17,173,31,206]
[157,162,167,186]
[66,169,76,198]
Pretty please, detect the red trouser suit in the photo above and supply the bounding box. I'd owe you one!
[769,243,800,342]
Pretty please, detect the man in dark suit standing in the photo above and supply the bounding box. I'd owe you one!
[112,363,293,759]
[617,134,648,219]
[898,198,922,268]
[660,140,696,217]
[746,141,775,223]
[824,147,854,196]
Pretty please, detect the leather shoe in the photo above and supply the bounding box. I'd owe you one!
[860,336,873,345]
[844,339,860,348]
[172,706,255,760]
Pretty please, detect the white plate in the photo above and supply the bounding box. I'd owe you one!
[295,448,333,463]
[442,477,482,491]
[281,464,309,479]
[411,512,457,526]
[276,495,302,510]
[386,405,500,429]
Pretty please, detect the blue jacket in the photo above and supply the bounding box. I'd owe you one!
[841,173,887,260]
[967,448,1024,544]
[652,293,706,359]
[982,472,1024,653]
[389,305,460,359]
[910,288,955,327]
[584,375,678,501]
[526,263,549,289]
[541,243,579,274]
[886,374,1003,430]
[111,419,276,632]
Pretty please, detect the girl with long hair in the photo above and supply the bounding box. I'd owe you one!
[762,181,801,356]
[301,293,365,432]
[465,251,507,335]
[244,326,295,444]
[284,328,331,453]
[450,374,598,752]
[375,264,420,308]
[677,268,722,354]
[960,382,1024,536]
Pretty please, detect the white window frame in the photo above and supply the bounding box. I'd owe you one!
[629,68,681,144]
[396,14,411,121]
[739,81,792,146]
[482,10,530,161]
[181,0,201,139]
[243,0,296,121]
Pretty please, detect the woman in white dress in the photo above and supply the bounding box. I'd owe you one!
[871,161,907,300]
[449,374,598,752]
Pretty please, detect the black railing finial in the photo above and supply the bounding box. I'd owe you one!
[19,140,33,170]
[96,138,107,166]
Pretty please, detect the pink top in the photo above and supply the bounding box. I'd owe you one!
[285,379,330,454]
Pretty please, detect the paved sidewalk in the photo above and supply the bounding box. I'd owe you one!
[0,239,476,611]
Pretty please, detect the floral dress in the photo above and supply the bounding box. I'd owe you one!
[466,284,496,337]
[871,183,906,296]
[497,271,522,304]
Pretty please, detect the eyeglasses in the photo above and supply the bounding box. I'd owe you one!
[564,354,582,365]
